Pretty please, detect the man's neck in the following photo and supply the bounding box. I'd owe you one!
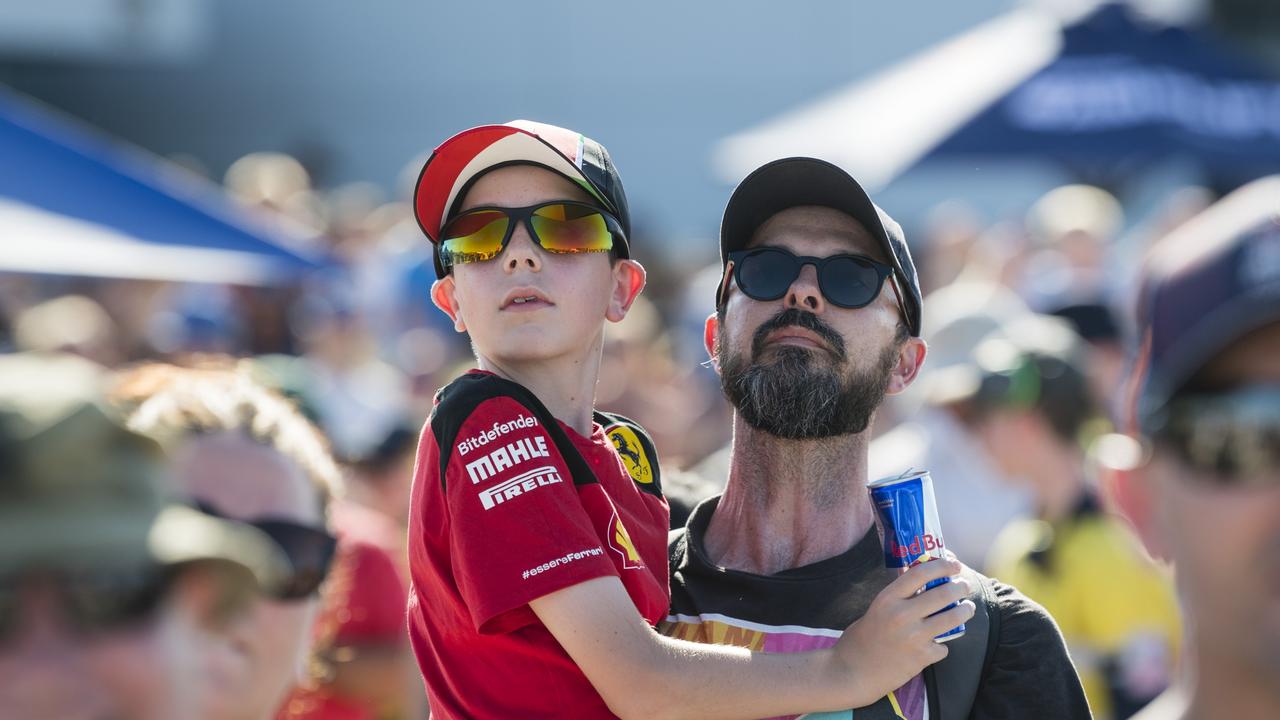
[477,339,603,436]
[1180,643,1280,720]
[702,415,877,576]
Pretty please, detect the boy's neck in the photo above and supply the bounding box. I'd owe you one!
[477,349,602,437]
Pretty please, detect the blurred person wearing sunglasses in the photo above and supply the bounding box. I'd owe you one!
[0,353,292,720]
[663,158,1089,720]
[962,315,1180,719]
[275,424,424,720]
[116,363,341,720]
[408,122,969,719]
[1110,177,1280,720]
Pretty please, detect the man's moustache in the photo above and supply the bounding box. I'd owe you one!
[751,308,847,362]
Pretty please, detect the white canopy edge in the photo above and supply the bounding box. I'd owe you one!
[713,8,1065,192]
[0,197,295,285]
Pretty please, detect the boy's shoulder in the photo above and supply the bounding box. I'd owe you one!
[429,373,547,452]
[433,371,534,418]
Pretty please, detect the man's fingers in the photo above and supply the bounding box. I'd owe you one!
[908,577,971,616]
[921,599,975,639]
[886,558,963,598]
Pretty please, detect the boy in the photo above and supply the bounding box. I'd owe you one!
[405,120,972,719]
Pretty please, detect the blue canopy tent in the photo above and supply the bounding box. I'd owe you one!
[931,3,1280,184]
[0,86,326,285]
[715,2,1280,191]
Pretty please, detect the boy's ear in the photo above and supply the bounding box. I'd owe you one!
[431,277,467,333]
[606,259,646,323]
[703,312,722,374]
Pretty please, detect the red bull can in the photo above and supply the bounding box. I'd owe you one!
[868,469,965,642]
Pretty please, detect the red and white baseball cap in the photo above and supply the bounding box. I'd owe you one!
[412,120,632,277]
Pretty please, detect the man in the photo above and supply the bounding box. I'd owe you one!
[0,353,290,720]
[967,315,1179,719]
[662,158,1091,720]
[1112,175,1280,720]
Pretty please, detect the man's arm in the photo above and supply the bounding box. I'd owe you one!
[970,580,1092,719]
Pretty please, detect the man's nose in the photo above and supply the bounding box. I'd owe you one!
[784,263,825,312]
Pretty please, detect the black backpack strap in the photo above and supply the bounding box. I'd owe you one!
[595,410,664,497]
[431,374,600,491]
[926,565,997,720]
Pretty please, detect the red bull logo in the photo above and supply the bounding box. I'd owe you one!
[889,533,945,561]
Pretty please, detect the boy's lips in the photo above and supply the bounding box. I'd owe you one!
[501,288,555,310]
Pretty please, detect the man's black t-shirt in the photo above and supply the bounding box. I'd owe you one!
[663,496,1092,719]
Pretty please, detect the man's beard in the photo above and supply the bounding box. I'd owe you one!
[719,308,899,439]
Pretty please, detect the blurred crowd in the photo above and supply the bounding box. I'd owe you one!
[0,146,1265,720]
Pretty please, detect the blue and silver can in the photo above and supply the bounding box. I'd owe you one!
[868,469,965,642]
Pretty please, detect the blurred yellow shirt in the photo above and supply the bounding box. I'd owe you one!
[986,498,1181,720]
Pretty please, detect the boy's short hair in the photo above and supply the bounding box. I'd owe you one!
[413,120,632,277]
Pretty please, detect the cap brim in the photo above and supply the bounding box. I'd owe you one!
[1139,290,1280,429]
[718,157,919,333]
[0,504,157,571]
[148,504,293,594]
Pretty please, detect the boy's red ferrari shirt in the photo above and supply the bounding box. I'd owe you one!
[407,372,669,719]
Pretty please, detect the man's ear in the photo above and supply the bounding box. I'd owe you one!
[886,336,927,396]
[606,259,646,322]
[431,276,467,333]
[1106,446,1171,564]
[703,312,722,374]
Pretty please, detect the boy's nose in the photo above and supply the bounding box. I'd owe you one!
[503,225,543,273]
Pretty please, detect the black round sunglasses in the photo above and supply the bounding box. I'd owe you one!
[726,246,907,315]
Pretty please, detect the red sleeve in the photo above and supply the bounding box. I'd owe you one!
[445,396,617,633]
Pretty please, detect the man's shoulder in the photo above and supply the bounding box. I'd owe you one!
[966,571,1093,719]
[985,573,1049,617]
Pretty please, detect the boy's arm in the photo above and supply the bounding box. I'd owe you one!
[530,563,972,720]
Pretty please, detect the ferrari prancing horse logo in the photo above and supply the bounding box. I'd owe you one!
[606,424,653,485]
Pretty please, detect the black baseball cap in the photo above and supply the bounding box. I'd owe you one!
[717,157,923,336]
[413,120,631,278]
[1136,176,1280,432]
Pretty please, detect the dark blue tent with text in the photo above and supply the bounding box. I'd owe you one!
[717,2,1280,190]
[929,3,1280,182]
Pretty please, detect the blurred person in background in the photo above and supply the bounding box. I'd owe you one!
[0,353,292,720]
[11,294,121,366]
[1019,184,1124,312]
[915,200,985,296]
[115,362,341,720]
[968,315,1179,719]
[273,423,425,720]
[870,281,1033,567]
[1110,177,1280,720]
[1046,300,1129,424]
[290,278,412,462]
